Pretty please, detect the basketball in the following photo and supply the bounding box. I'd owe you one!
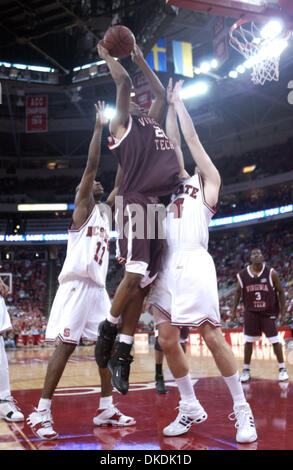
[103,25,135,58]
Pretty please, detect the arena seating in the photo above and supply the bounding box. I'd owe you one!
[2,252,48,347]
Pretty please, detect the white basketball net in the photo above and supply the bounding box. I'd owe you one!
[229,21,289,85]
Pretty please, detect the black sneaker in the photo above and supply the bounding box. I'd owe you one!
[108,353,133,395]
[95,320,118,368]
[155,374,168,394]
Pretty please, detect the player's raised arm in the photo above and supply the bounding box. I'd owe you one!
[170,80,221,208]
[73,101,108,228]
[97,41,132,139]
[166,78,190,179]
[131,44,166,125]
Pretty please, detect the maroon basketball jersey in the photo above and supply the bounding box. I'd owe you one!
[237,264,279,316]
[108,114,180,197]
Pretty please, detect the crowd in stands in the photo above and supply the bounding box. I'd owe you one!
[217,182,293,218]
[1,250,48,348]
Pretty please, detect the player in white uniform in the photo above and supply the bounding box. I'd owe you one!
[148,80,257,444]
[27,101,135,440]
[0,278,24,422]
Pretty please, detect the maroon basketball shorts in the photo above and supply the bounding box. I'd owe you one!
[243,311,279,343]
[115,192,166,286]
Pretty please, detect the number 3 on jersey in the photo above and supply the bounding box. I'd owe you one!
[255,292,261,301]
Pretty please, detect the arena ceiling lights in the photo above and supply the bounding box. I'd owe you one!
[18,204,68,212]
[179,81,209,99]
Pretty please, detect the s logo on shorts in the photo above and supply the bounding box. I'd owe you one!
[64,328,70,337]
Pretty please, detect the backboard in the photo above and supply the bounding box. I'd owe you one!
[166,1,293,27]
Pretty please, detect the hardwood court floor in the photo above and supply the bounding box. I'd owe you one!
[2,343,293,452]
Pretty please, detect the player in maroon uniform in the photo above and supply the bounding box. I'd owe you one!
[95,42,180,394]
[231,248,289,382]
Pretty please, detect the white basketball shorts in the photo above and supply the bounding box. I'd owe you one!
[148,248,221,328]
[45,278,111,345]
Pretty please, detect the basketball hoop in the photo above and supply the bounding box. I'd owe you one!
[229,19,291,85]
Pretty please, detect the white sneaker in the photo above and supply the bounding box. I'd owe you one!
[278,368,289,381]
[93,405,136,427]
[27,409,58,440]
[163,400,207,437]
[0,396,24,422]
[240,369,251,383]
[229,403,257,443]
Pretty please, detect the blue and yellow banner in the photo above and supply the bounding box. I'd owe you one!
[172,40,194,78]
[145,38,167,72]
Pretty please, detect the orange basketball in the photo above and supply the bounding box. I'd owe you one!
[103,25,135,59]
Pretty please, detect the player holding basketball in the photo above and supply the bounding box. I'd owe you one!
[27,101,135,440]
[148,79,257,443]
[231,248,289,382]
[95,41,181,394]
[0,278,24,422]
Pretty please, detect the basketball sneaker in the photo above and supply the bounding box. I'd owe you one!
[108,352,133,395]
[278,368,289,381]
[240,369,251,382]
[93,405,136,427]
[155,374,168,394]
[0,396,24,422]
[229,402,257,443]
[95,319,118,368]
[163,400,208,437]
[26,408,58,440]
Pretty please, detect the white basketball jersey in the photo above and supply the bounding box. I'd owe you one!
[166,173,216,252]
[58,204,110,287]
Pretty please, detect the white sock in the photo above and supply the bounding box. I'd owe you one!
[38,398,52,412]
[0,336,11,400]
[278,363,285,370]
[106,313,119,325]
[119,334,134,345]
[223,372,247,408]
[99,395,113,410]
[175,373,198,404]
[243,364,250,370]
